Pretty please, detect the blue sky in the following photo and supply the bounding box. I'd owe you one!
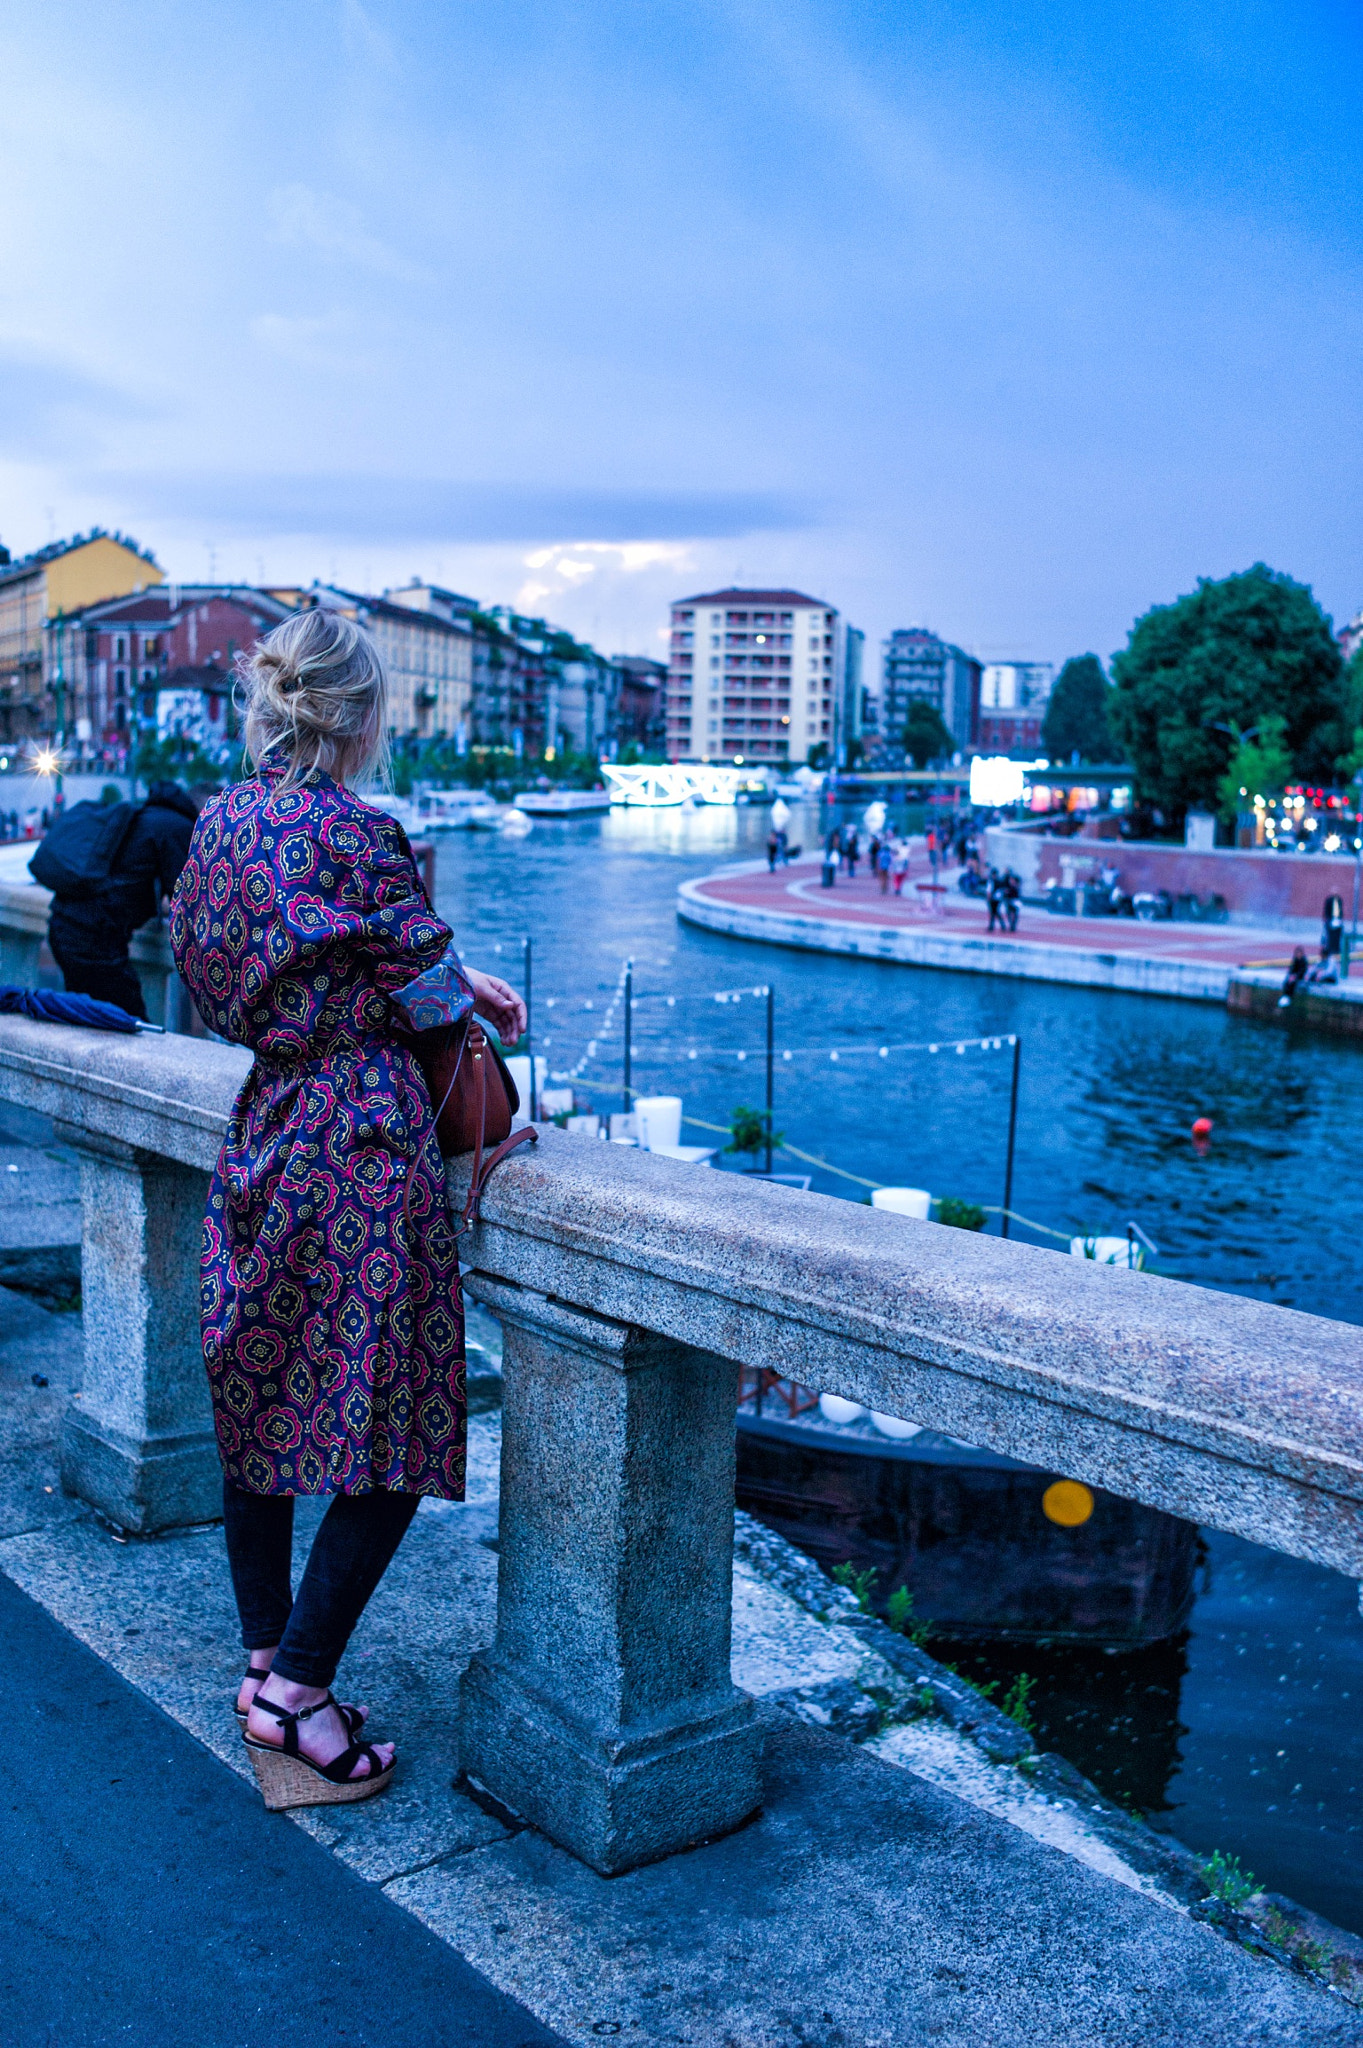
[1,0,1360,667]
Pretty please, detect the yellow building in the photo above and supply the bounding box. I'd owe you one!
[0,530,163,743]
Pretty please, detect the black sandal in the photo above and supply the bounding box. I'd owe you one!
[243,1694,395,1810]
[233,1660,366,1738]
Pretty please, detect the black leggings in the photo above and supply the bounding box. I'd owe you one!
[222,1482,421,1689]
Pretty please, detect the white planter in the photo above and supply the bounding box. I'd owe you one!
[818,1393,866,1426]
[871,1411,923,1440]
[1070,1235,1144,1270]
[871,1187,931,1220]
[635,1095,683,1151]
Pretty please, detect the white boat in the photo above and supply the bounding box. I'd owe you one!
[602,763,773,809]
[417,789,503,831]
[512,788,612,816]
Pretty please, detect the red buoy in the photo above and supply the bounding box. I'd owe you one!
[1191,1116,1213,1141]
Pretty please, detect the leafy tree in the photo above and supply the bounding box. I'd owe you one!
[902,697,955,769]
[1216,714,1292,823]
[1107,564,1344,824]
[1041,655,1115,763]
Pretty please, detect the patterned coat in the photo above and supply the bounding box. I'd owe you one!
[169,769,469,1499]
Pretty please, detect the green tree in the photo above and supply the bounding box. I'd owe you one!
[1216,714,1292,823]
[1042,655,1115,763]
[902,697,955,768]
[1107,564,1344,825]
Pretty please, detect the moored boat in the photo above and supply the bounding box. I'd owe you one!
[736,1377,1197,1648]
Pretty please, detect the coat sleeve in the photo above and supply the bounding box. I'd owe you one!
[272,801,453,993]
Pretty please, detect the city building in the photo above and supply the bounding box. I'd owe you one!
[0,531,163,745]
[1339,611,1363,665]
[42,585,292,766]
[612,654,667,754]
[977,660,1054,754]
[304,586,473,744]
[666,588,843,764]
[835,625,877,766]
[880,628,982,757]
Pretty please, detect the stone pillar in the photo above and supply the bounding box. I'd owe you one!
[59,1129,219,1533]
[460,1279,761,1876]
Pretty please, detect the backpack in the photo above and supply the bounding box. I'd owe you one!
[29,800,143,900]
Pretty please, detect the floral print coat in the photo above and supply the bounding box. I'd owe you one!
[169,769,469,1498]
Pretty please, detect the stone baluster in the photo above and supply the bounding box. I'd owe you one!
[459,1277,761,1876]
[58,1127,219,1533]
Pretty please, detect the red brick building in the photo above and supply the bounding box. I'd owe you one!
[47,586,291,764]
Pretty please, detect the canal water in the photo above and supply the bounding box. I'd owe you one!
[435,798,1363,1934]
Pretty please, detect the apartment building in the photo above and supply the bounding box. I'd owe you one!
[977,660,1054,754]
[42,585,291,763]
[666,587,841,764]
[881,628,982,756]
[0,531,163,744]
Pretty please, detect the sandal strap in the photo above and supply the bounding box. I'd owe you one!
[316,1740,387,1785]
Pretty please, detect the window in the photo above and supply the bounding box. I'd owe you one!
[114,637,127,660]
[114,669,127,694]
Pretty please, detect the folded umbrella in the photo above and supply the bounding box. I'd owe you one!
[0,986,157,1034]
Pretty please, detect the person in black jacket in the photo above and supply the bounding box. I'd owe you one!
[47,782,207,1020]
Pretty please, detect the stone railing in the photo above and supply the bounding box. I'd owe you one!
[0,1015,1359,1879]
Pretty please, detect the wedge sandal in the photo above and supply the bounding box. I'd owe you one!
[244,1693,394,1811]
[233,1660,365,1737]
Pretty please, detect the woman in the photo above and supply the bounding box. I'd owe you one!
[170,606,525,1810]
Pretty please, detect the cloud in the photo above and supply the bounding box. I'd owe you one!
[94,473,815,544]
[0,351,148,461]
[268,184,426,283]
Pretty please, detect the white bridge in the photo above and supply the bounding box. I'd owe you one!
[602,762,771,807]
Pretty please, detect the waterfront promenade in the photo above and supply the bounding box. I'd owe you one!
[680,855,1303,1001]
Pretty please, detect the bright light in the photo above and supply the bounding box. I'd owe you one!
[31,749,60,779]
[969,756,1025,806]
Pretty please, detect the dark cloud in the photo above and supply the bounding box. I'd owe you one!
[97,473,815,543]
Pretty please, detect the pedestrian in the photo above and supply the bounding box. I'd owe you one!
[766,830,780,873]
[1278,946,1310,1007]
[986,867,1005,933]
[844,826,860,878]
[876,834,892,894]
[890,835,910,895]
[926,826,939,882]
[1003,867,1021,932]
[170,606,527,1810]
[38,780,206,1019]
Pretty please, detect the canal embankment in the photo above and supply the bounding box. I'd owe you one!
[678,855,1289,1001]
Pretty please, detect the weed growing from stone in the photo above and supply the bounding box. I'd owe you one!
[1000,1672,1037,1732]
[832,1562,879,1613]
[884,1585,933,1647]
[1202,1849,1256,1909]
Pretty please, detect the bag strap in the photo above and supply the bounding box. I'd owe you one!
[458,1124,538,1234]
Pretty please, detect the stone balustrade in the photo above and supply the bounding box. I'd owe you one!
[0,1013,1359,1879]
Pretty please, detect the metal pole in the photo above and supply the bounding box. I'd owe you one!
[764,984,774,1174]
[523,935,535,1120]
[1000,1034,1021,1238]
[623,959,633,1113]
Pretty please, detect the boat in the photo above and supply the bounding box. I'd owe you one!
[512,788,612,817]
[418,789,502,831]
[735,1375,1197,1648]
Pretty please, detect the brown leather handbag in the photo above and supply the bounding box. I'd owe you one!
[411,1018,537,1232]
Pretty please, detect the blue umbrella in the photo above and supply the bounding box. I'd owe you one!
[0,987,157,1034]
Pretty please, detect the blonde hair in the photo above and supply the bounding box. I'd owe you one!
[239,606,389,789]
